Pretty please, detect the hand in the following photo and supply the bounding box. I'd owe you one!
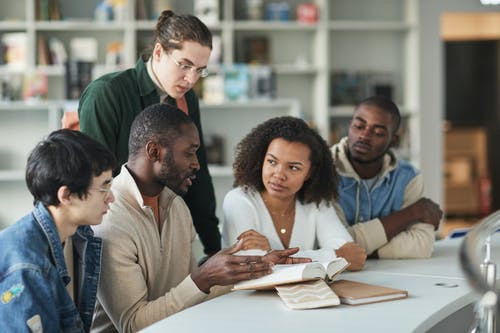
[411,198,443,230]
[237,229,271,251]
[191,240,273,293]
[335,242,366,271]
[262,247,312,265]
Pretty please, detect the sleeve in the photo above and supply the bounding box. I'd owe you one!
[78,79,121,171]
[334,174,434,258]
[377,174,435,259]
[95,221,207,333]
[333,201,387,255]
[295,203,352,262]
[222,189,262,248]
[0,269,66,333]
[183,93,221,254]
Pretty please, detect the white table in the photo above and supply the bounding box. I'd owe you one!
[141,237,499,333]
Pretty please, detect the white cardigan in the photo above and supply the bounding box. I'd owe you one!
[222,187,353,262]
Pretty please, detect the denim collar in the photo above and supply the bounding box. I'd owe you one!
[33,202,70,284]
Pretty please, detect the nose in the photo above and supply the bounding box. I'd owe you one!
[106,190,115,204]
[273,165,286,180]
[191,154,200,172]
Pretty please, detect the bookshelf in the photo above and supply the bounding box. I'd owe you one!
[0,0,420,227]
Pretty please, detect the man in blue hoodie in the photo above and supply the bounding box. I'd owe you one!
[0,129,116,332]
[331,96,443,259]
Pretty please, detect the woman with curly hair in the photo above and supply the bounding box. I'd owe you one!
[222,116,366,270]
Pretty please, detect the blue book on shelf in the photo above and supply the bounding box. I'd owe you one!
[223,64,249,102]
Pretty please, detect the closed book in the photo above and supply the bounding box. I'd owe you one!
[330,279,408,305]
[233,257,349,291]
[276,280,340,310]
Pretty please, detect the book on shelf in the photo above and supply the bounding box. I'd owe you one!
[276,280,340,310]
[194,0,219,26]
[237,36,270,65]
[1,33,27,69]
[233,257,349,291]
[223,64,249,102]
[330,279,408,306]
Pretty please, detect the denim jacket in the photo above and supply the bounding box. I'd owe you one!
[331,138,434,258]
[0,202,102,332]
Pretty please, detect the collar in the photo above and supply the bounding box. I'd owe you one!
[136,57,158,98]
[33,202,69,283]
[114,164,178,214]
[331,137,398,182]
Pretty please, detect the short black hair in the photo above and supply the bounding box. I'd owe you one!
[357,96,401,133]
[128,103,195,157]
[233,116,338,206]
[26,129,116,206]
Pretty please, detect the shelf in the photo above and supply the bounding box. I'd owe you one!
[34,21,127,31]
[0,170,25,181]
[272,64,318,75]
[208,165,232,177]
[200,98,300,111]
[36,65,65,76]
[233,21,318,31]
[0,65,26,75]
[134,20,222,31]
[0,21,26,30]
[329,105,416,118]
[329,21,412,31]
[0,101,56,111]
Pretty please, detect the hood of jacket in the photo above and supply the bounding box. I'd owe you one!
[331,137,399,182]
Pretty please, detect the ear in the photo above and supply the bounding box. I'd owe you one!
[153,43,163,61]
[389,132,400,148]
[145,141,161,162]
[57,186,72,205]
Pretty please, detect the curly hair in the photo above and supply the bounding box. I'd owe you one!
[233,116,338,206]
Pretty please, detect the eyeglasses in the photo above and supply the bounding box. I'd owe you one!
[90,185,113,200]
[169,54,209,78]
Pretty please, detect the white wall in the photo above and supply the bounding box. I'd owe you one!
[417,0,496,206]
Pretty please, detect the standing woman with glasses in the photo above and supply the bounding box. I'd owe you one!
[78,10,221,257]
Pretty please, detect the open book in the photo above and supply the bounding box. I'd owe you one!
[330,279,408,305]
[233,257,349,291]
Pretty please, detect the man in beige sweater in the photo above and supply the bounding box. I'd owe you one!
[91,104,306,333]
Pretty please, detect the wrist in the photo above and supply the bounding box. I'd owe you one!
[191,269,210,294]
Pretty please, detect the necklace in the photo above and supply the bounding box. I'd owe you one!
[262,196,295,234]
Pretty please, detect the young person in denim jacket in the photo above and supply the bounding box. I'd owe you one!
[331,96,443,259]
[0,130,116,332]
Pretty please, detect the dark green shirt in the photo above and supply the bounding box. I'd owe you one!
[78,58,221,254]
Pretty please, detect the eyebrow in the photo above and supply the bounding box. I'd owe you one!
[101,178,113,186]
[353,116,388,131]
[179,57,207,70]
[266,153,305,166]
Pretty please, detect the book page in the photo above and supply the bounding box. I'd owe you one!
[233,262,325,290]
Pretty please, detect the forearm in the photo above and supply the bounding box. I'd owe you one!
[105,275,207,333]
[377,223,435,259]
[347,219,387,255]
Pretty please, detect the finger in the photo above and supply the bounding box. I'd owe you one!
[228,255,265,264]
[233,269,272,282]
[237,229,257,240]
[223,239,245,255]
[273,247,300,257]
[285,257,312,264]
[230,262,271,274]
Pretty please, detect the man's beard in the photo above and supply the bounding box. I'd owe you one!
[157,150,190,196]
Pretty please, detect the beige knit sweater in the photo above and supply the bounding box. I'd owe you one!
[91,165,210,333]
